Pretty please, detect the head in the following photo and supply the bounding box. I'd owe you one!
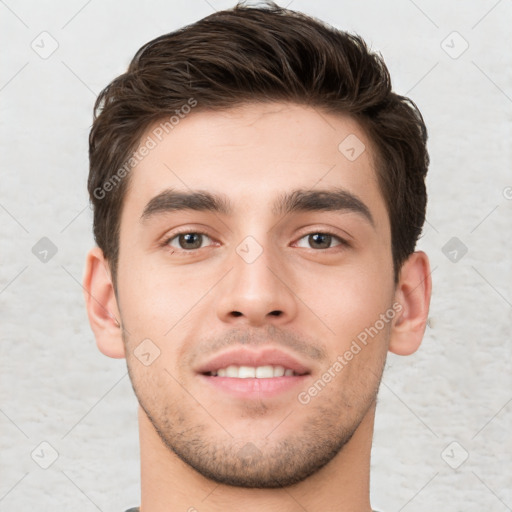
[84,1,431,489]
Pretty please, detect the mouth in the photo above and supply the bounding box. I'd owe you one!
[204,365,306,378]
[196,348,311,399]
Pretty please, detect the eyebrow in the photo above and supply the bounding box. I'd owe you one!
[141,187,375,227]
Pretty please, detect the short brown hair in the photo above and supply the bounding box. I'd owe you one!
[88,1,428,284]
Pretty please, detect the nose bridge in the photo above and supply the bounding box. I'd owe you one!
[234,234,278,299]
[215,233,297,326]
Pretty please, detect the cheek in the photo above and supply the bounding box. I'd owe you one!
[300,260,394,341]
[116,252,188,330]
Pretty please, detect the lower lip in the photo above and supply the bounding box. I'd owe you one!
[198,374,309,399]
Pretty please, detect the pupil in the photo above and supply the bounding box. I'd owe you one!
[310,233,330,249]
[180,233,201,249]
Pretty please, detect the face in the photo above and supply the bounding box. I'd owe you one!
[116,102,396,487]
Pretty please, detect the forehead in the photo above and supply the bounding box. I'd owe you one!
[122,102,388,231]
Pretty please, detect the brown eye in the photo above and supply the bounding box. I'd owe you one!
[308,233,331,249]
[296,232,345,250]
[168,232,212,250]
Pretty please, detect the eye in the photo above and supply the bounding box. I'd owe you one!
[167,232,214,251]
[295,232,347,250]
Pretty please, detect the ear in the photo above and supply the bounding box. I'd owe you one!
[83,247,125,358]
[389,251,432,356]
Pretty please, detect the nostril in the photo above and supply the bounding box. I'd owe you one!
[269,310,282,316]
[231,311,243,317]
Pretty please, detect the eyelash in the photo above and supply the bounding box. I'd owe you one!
[162,228,350,254]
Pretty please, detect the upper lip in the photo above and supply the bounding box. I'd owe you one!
[196,348,311,375]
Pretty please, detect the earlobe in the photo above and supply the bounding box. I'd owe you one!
[83,247,125,359]
[389,251,432,356]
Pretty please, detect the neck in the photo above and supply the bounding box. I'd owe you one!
[137,402,376,512]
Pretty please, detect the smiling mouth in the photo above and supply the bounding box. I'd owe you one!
[203,364,308,378]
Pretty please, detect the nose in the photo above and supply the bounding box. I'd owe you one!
[215,238,298,327]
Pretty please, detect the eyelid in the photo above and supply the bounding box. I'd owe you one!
[293,230,350,249]
[162,228,217,251]
[293,225,352,245]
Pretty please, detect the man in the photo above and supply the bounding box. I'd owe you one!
[83,2,431,511]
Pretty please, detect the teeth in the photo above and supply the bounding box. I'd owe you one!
[255,365,274,378]
[235,365,254,378]
[226,365,240,378]
[273,365,285,377]
[209,365,301,378]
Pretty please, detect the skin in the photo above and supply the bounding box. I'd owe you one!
[84,102,431,512]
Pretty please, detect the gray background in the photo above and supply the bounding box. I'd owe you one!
[1,1,511,511]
